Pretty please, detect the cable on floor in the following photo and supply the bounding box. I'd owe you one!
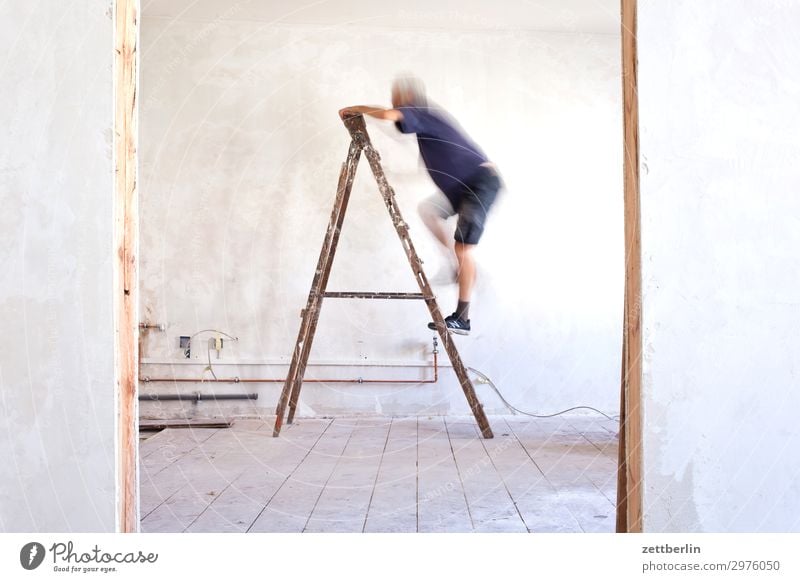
[467,366,620,422]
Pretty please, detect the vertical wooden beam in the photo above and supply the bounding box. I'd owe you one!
[617,0,643,533]
[114,0,139,533]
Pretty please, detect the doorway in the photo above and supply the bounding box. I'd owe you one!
[114,0,642,533]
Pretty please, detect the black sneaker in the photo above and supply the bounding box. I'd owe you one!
[427,313,471,335]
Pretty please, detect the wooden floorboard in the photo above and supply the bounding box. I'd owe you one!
[248,418,358,533]
[363,417,418,533]
[499,418,584,532]
[445,418,528,532]
[565,416,619,505]
[140,415,618,533]
[140,429,243,532]
[416,417,473,532]
[304,419,392,532]
[507,417,615,533]
[139,428,223,522]
[139,419,232,430]
[186,419,332,533]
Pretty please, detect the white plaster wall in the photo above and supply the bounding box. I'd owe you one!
[0,1,116,531]
[639,0,800,531]
[139,13,623,418]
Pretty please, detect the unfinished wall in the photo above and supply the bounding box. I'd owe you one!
[0,1,116,531]
[138,11,623,418]
[639,0,800,531]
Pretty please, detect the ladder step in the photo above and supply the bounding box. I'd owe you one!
[322,291,429,300]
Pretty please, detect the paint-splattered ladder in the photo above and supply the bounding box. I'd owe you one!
[272,114,493,439]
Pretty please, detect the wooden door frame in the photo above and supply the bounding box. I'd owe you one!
[114,0,139,533]
[617,0,643,533]
[112,0,643,533]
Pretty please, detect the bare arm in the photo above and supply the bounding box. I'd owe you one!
[338,105,404,122]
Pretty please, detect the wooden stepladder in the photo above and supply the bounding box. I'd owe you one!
[273,114,493,439]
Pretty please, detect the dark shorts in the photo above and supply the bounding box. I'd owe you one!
[445,165,502,245]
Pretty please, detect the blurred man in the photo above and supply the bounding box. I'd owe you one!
[339,77,501,335]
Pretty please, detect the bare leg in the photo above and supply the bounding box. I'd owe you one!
[418,197,454,251]
[454,242,476,302]
[419,196,458,282]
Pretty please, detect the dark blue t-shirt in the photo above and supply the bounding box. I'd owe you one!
[395,105,488,196]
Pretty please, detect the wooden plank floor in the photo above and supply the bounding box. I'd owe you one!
[139,415,618,533]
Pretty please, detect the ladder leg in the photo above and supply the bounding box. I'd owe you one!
[273,307,314,436]
[273,139,362,436]
[428,303,494,438]
[348,124,492,438]
[287,298,325,424]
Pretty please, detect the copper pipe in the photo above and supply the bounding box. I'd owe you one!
[140,348,439,385]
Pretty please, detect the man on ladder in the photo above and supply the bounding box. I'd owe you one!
[339,76,502,336]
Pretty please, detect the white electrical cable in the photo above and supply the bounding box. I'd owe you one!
[205,343,218,381]
[467,366,620,422]
[187,329,239,381]
[188,329,238,344]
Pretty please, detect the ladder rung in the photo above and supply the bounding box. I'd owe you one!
[322,291,428,300]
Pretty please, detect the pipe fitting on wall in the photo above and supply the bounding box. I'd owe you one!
[139,322,166,332]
